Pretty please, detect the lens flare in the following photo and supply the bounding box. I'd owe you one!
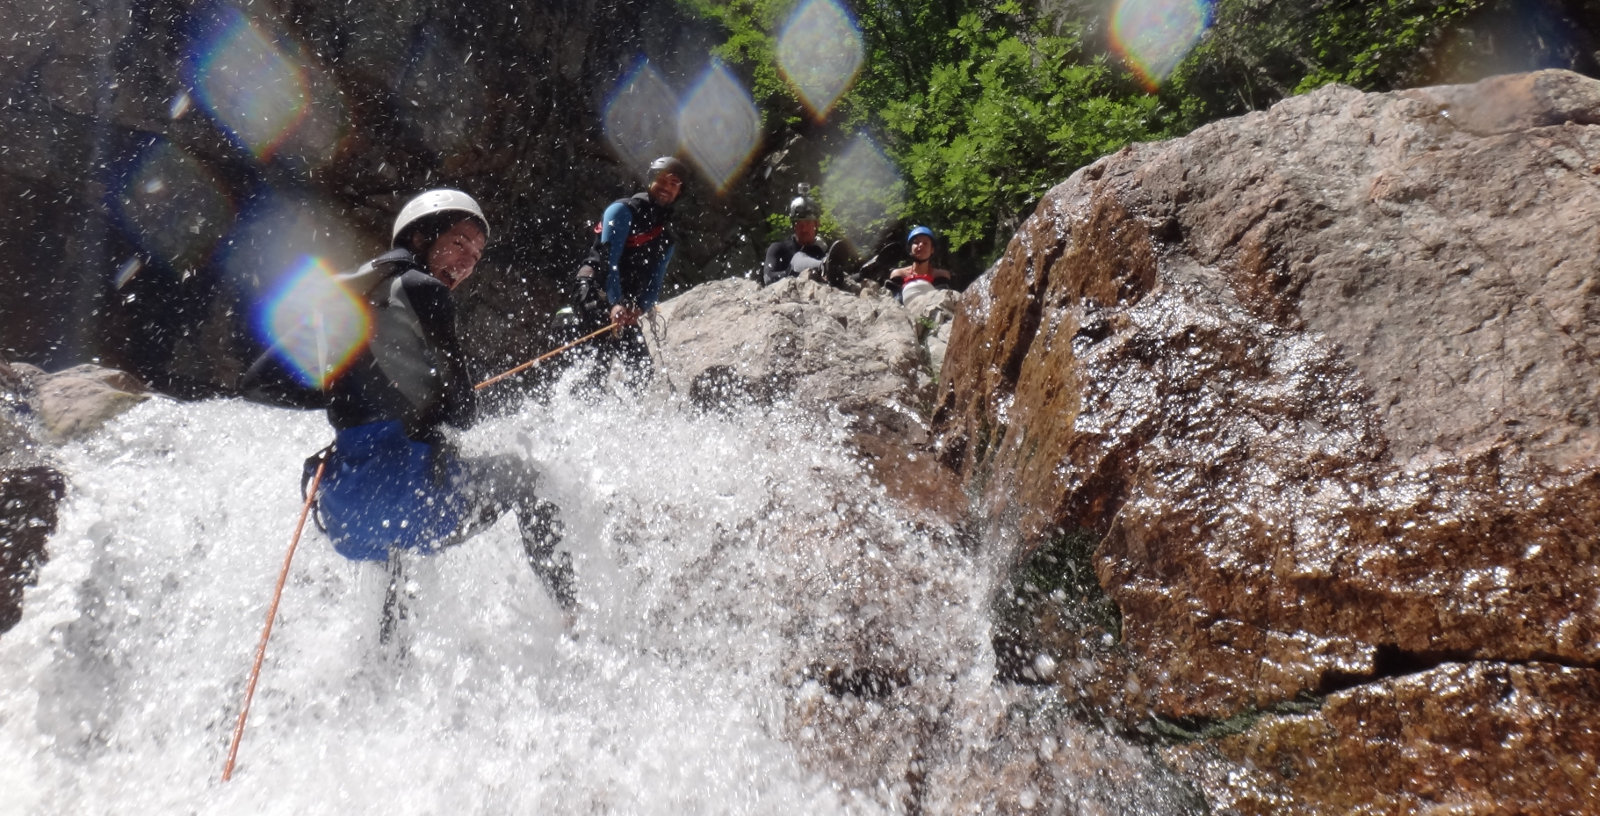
[1110,0,1212,90]
[188,5,310,160]
[604,59,683,177]
[110,139,234,277]
[777,0,864,121]
[220,194,375,330]
[256,256,372,388]
[820,133,905,250]
[679,61,761,193]
[272,65,351,172]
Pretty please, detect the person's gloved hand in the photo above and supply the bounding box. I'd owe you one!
[610,302,644,326]
[574,273,608,317]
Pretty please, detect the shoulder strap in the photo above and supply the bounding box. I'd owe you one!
[336,249,415,301]
[591,196,665,248]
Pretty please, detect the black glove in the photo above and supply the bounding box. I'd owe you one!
[573,273,608,317]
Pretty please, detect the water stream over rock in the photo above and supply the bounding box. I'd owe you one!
[0,380,1197,814]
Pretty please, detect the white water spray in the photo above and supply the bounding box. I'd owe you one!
[1,382,1195,815]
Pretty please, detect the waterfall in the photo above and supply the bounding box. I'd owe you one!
[0,382,1197,814]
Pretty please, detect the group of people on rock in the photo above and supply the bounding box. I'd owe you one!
[759,185,953,304]
[242,157,958,621]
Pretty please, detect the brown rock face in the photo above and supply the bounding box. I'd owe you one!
[1164,662,1600,815]
[935,71,1600,810]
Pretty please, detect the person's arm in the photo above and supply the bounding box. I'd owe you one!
[761,241,785,285]
[597,200,633,306]
[403,272,477,428]
[641,243,673,310]
[239,346,327,409]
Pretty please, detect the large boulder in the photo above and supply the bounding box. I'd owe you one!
[14,363,150,442]
[935,70,1600,812]
[653,277,965,520]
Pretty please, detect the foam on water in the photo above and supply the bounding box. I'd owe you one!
[0,381,1193,815]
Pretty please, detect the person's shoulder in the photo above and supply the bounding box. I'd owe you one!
[890,264,914,278]
[933,266,953,279]
[398,267,447,297]
[400,265,444,288]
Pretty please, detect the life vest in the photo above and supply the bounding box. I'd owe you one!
[328,249,450,431]
[580,193,674,303]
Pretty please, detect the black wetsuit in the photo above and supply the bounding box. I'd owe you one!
[761,234,829,286]
[242,249,573,608]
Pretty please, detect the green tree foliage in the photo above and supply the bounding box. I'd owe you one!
[681,0,1168,261]
[1164,0,1599,129]
[881,8,1163,255]
[681,0,1600,270]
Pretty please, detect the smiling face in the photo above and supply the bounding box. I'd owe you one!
[423,219,487,290]
[649,172,683,206]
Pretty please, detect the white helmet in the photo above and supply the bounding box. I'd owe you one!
[391,188,489,247]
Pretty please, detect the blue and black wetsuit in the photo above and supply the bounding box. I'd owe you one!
[567,192,675,390]
[243,250,573,608]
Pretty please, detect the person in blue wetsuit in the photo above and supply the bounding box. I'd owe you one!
[560,156,687,392]
[243,189,574,611]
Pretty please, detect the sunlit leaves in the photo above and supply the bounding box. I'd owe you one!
[881,15,1162,253]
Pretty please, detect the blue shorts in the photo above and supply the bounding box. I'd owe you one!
[314,421,470,561]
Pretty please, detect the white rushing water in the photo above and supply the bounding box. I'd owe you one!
[0,379,1195,815]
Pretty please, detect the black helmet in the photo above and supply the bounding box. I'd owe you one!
[648,156,690,185]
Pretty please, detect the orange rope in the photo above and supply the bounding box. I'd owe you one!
[222,457,327,782]
[474,322,619,390]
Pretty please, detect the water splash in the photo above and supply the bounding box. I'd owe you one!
[1110,0,1212,90]
[0,378,1199,813]
[777,0,864,121]
[680,62,761,193]
[398,29,487,159]
[109,139,234,277]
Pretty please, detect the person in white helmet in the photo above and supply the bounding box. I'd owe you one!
[243,189,574,614]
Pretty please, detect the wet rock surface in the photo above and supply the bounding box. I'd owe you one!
[0,357,66,635]
[1163,661,1600,815]
[936,70,1600,811]
[16,363,151,442]
[653,277,965,521]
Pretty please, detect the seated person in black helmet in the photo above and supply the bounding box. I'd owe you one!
[561,156,687,392]
[762,187,838,287]
[242,189,575,613]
